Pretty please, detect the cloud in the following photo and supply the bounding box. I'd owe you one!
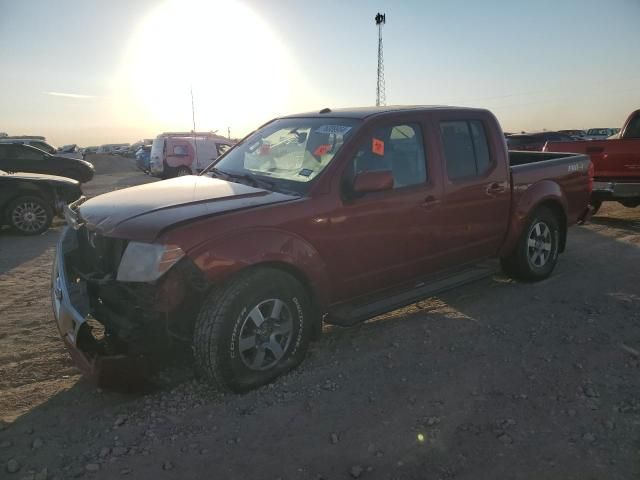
[45,91,96,99]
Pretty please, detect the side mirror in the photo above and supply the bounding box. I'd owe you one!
[353,170,394,194]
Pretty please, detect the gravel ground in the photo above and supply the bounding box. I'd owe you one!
[0,172,638,479]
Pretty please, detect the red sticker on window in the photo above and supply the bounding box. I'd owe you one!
[313,144,331,156]
[259,144,271,155]
[372,138,385,156]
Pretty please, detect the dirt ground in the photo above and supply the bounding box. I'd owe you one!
[0,166,639,479]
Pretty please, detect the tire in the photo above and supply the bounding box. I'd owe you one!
[7,195,53,235]
[193,268,313,392]
[500,207,560,282]
[176,166,192,177]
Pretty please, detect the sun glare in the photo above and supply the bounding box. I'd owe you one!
[120,0,298,135]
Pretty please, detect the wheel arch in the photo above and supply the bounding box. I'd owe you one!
[499,180,568,257]
[185,227,333,310]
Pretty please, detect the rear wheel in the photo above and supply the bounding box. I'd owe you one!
[193,268,313,392]
[501,207,560,282]
[7,196,53,235]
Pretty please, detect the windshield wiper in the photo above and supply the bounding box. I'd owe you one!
[218,170,300,196]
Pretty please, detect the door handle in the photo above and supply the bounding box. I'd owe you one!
[422,195,439,208]
[486,182,505,195]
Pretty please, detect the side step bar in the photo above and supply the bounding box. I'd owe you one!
[326,263,496,326]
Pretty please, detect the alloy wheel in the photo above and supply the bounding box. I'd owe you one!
[12,201,48,233]
[527,221,552,268]
[237,299,293,371]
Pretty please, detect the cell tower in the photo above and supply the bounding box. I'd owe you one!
[375,12,386,106]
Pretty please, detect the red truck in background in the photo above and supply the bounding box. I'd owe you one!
[544,109,640,212]
[53,106,592,392]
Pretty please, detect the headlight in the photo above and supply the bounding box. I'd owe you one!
[116,242,185,282]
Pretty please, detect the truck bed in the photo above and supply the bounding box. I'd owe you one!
[508,150,592,227]
[509,150,585,167]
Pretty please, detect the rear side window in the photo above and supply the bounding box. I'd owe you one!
[440,120,492,180]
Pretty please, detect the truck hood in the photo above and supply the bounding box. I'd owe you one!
[78,175,298,242]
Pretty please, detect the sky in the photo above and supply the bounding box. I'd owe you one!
[1,0,639,146]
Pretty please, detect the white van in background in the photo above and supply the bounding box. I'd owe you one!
[149,132,234,178]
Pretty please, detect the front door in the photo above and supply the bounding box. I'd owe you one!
[432,113,511,266]
[319,119,443,303]
[13,145,49,175]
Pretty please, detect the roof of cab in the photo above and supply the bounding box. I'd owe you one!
[281,105,484,120]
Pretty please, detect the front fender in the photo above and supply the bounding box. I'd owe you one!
[499,180,568,257]
[188,228,332,307]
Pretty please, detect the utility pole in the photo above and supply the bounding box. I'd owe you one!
[227,126,231,140]
[375,12,386,107]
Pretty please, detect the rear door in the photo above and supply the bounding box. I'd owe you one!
[165,138,194,170]
[433,112,511,265]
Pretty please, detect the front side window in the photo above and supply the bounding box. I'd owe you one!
[440,120,492,180]
[216,143,231,156]
[346,123,427,189]
[18,146,44,161]
[205,118,360,195]
[31,142,55,154]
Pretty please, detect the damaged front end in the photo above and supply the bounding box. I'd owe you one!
[52,225,208,387]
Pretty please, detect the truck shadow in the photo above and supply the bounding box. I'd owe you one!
[590,213,640,233]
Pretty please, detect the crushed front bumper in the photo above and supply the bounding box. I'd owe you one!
[51,227,149,385]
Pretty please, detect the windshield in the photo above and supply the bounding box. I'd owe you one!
[203,118,360,195]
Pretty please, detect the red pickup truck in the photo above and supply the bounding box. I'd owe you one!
[52,106,592,392]
[544,109,640,212]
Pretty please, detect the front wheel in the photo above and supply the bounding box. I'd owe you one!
[7,196,53,235]
[193,268,313,392]
[501,207,560,282]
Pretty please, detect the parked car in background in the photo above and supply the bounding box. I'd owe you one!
[0,169,82,235]
[57,144,84,159]
[0,143,94,183]
[545,109,640,213]
[558,129,587,140]
[54,105,592,391]
[585,128,618,140]
[83,146,99,155]
[506,131,575,151]
[135,145,151,172]
[0,137,57,155]
[97,144,129,154]
[149,132,234,178]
